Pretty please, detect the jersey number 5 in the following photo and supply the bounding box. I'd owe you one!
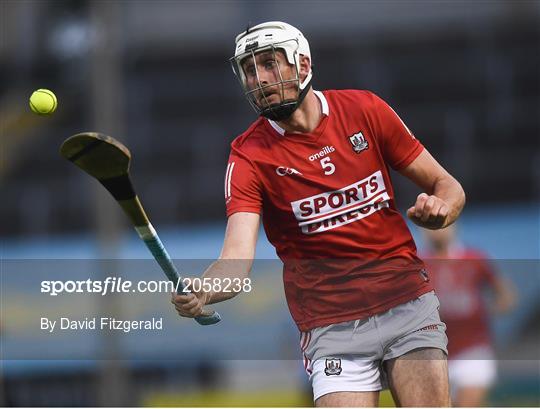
[320,157,335,175]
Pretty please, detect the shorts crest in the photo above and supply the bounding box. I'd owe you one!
[324,358,342,376]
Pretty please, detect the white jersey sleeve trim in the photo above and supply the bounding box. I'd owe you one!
[224,161,235,199]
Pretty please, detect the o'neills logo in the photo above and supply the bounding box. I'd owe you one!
[290,170,390,234]
[308,145,335,161]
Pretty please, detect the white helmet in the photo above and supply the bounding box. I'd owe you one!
[230,21,313,121]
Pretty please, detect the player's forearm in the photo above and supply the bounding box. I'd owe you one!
[432,175,466,227]
[200,258,252,304]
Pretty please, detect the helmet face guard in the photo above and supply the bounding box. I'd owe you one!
[230,22,313,122]
[230,41,310,121]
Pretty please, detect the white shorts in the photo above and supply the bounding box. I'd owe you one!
[448,345,497,392]
[300,291,448,401]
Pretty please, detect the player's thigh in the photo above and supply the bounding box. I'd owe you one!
[385,347,450,407]
[315,391,379,407]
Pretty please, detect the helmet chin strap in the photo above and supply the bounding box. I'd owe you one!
[260,79,312,121]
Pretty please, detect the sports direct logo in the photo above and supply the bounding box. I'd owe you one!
[290,170,390,234]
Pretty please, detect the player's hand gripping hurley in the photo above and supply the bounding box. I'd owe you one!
[60,132,221,325]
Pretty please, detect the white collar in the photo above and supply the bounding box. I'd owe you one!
[268,90,329,136]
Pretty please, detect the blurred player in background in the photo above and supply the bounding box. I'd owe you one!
[423,225,516,407]
[172,21,466,407]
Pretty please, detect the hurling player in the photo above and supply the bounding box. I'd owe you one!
[172,21,466,407]
[423,225,516,407]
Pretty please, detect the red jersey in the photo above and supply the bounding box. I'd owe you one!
[424,246,496,356]
[225,89,432,331]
